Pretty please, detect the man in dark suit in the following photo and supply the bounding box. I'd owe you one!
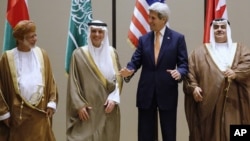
[119,2,188,141]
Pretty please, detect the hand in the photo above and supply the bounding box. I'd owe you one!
[104,100,116,113]
[193,87,203,102]
[223,68,236,80]
[119,67,134,77]
[46,108,55,118]
[3,118,10,127]
[166,69,181,80]
[78,106,92,121]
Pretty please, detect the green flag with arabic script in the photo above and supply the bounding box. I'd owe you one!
[65,0,92,73]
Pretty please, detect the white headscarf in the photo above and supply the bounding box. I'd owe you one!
[208,19,235,71]
[87,20,115,82]
[209,18,233,49]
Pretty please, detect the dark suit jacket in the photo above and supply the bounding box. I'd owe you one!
[126,27,188,110]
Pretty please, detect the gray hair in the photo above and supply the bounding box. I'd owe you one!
[148,2,170,20]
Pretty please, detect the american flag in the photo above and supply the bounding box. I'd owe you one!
[203,0,228,43]
[128,0,165,48]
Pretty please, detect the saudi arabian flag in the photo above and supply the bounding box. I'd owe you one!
[2,0,29,51]
[65,0,93,73]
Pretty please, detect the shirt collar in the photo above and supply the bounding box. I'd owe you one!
[155,25,166,37]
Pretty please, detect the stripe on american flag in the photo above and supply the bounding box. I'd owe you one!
[128,0,165,48]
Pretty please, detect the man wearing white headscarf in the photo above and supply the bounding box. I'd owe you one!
[66,20,123,141]
[183,18,250,141]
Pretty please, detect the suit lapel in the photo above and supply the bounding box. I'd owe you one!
[148,32,155,65]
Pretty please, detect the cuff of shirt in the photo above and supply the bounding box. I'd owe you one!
[108,88,120,104]
[108,97,120,104]
[47,101,57,111]
[0,112,10,120]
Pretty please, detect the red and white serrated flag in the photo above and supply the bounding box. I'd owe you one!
[203,0,228,43]
[127,0,165,48]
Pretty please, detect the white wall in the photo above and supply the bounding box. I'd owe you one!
[0,0,250,141]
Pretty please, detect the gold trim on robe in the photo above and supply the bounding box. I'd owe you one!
[6,47,46,113]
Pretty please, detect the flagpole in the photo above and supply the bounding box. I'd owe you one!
[112,0,116,48]
[204,0,206,22]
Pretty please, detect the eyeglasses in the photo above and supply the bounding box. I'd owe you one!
[213,24,227,29]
